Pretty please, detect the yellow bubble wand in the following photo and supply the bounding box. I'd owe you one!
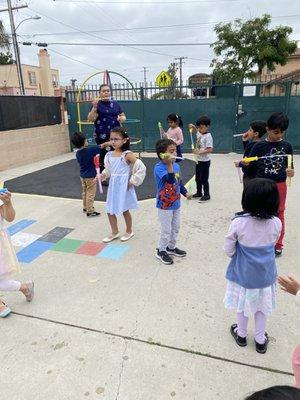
[241,154,293,186]
[160,153,184,160]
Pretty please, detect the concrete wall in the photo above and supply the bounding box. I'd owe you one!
[0,124,71,171]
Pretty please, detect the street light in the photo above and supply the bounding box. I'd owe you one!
[15,15,41,31]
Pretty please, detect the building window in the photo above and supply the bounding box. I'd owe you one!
[52,74,58,87]
[28,71,37,86]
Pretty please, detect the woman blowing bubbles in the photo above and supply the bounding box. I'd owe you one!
[87,84,126,175]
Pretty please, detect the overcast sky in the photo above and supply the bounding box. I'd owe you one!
[1,0,300,86]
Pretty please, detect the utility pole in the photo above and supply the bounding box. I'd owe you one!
[175,56,187,97]
[142,66,148,98]
[142,67,148,87]
[6,1,28,95]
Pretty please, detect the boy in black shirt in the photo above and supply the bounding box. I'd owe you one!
[235,120,267,187]
[249,112,294,256]
[71,132,101,217]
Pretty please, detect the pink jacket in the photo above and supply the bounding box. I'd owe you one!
[165,127,184,146]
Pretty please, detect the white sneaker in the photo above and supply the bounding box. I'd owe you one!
[103,233,120,243]
[120,232,134,242]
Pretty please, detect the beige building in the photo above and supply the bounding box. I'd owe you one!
[0,49,60,96]
[259,48,300,96]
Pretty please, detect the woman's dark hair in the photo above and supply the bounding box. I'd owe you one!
[196,115,211,127]
[241,178,279,219]
[156,138,176,159]
[167,113,183,128]
[250,120,267,138]
[244,385,300,399]
[267,112,289,132]
[110,126,130,151]
[71,132,86,149]
[99,84,110,92]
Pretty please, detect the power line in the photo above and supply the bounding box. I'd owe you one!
[20,22,227,37]
[27,6,185,59]
[53,0,241,3]
[22,41,212,46]
[19,14,300,37]
[46,47,101,70]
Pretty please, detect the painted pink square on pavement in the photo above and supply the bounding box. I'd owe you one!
[76,241,106,256]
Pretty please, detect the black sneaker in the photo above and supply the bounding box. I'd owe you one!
[87,211,101,217]
[156,249,174,265]
[275,248,282,257]
[255,333,269,354]
[192,193,202,198]
[166,247,187,257]
[230,324,247,347]
[199,195,211,202]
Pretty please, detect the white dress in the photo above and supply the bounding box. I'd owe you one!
[223,214,282,317]
[104,151,138,216]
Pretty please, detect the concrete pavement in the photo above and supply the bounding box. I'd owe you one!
[1,153,299,399]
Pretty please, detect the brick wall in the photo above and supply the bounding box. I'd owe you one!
[0,124,71,170]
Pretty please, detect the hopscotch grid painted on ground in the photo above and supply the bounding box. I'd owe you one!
[8,219,129,263]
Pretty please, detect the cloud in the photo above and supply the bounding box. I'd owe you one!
[1,0,300,85]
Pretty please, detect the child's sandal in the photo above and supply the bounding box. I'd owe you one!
[0,301,11,318]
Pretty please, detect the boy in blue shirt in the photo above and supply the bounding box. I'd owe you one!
[154,139,192,265]
[71,132,101,217]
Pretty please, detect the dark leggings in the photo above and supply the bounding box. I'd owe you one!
[195,160,210,196]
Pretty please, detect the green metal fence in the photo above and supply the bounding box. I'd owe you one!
[66,82,300,153]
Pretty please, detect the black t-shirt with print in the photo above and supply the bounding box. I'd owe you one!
[249,139,293,183]
[241,141,257,178]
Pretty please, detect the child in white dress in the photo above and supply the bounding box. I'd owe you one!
[224,178,282,353]
[0,190,34,318]
[101,127,146,243]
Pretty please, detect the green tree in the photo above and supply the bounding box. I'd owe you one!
[211,14,297,84]
[0,20,13,65]
[0,52,13,64]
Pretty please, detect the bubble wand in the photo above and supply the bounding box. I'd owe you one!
[242,154,290,163]
[160,153,184,161]
[235,164,243,183]
[189,127,195,151]
[242,154,293,186]
[93,155,103,194]
[158,122,163,139]
[0,181,8,193]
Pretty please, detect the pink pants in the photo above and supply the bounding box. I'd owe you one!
[292,344,300,388]
[276,182,287,250]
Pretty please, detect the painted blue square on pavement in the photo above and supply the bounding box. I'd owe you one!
[7,219,37,236]
[17,240,54,263]
[97,244,129,261]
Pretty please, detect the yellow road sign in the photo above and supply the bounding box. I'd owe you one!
[155,70,172,87]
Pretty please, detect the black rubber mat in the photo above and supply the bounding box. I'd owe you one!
[5,157,195,201]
